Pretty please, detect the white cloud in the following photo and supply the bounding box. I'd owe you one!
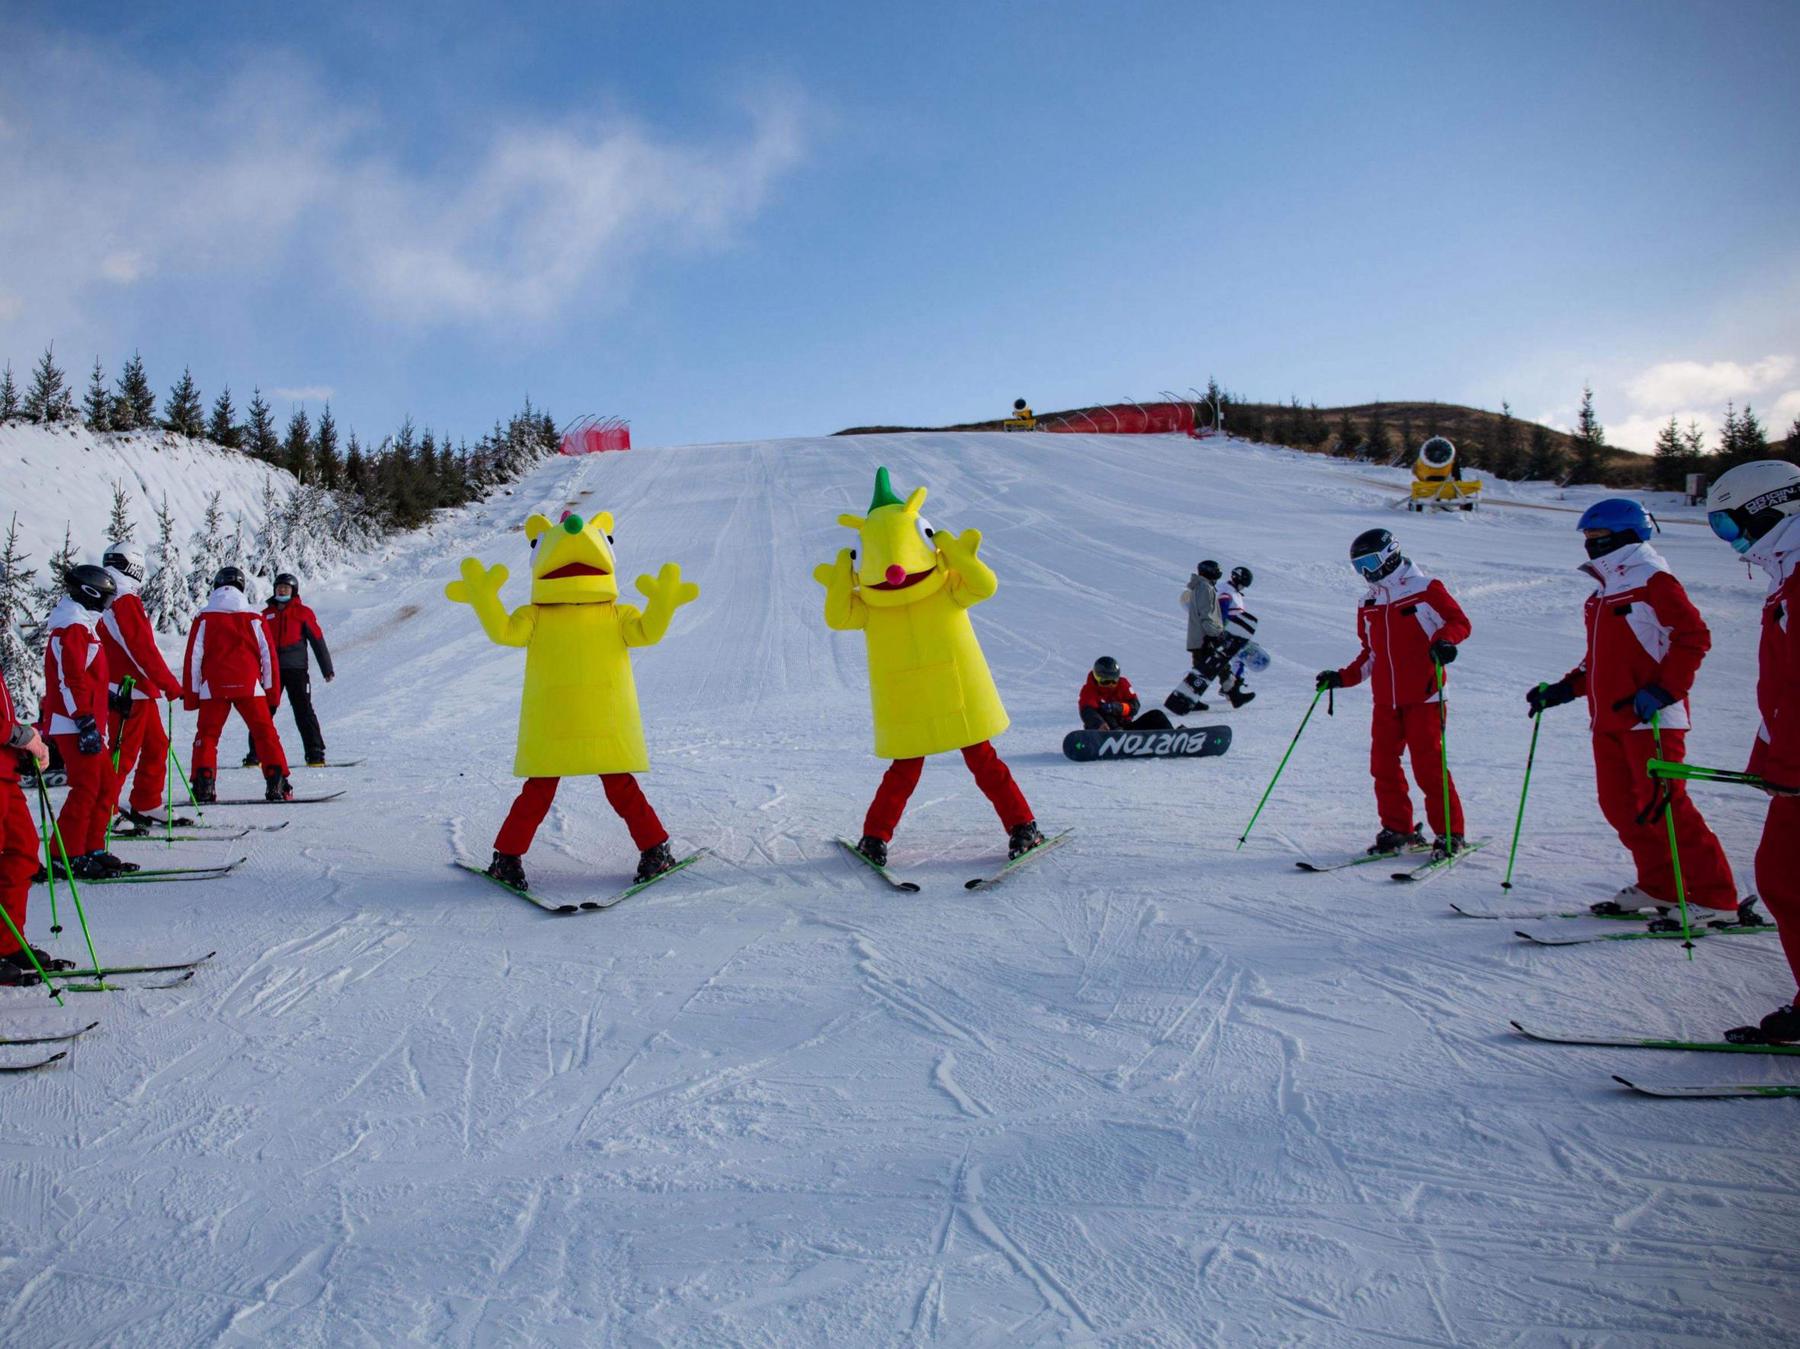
[272,386,334,403]
[0,37,807,344]
[1624,356,1795,409]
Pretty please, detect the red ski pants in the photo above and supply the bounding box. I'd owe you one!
[192,699,287,778]
[1756,794,1800,997]
[51,733,117,857]
[1369,703,1464,837]
[108,699,169,815]
[495,774,668,856]
[862,740,1033,842]
[0,783,36,958]
[1592,729,1735,910]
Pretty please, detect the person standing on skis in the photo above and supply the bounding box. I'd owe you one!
[43,564,137,878]
[182,566,292,803]
[0,668,73,983]
[97,542,181,832]
[1703,462,1800,1043]
[1525,499,1743,928]
[243,571,335,769]
[1317,528,1471,858]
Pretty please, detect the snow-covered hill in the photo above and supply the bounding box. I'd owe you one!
[2,432,1794,1344]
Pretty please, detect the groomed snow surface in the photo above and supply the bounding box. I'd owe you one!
[3,432,1796,1345]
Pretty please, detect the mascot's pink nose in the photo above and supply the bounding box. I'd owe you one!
[885,564,906,586]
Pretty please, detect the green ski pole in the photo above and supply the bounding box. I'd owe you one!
[1238,686,1326,848]
[1647,759,1765,788]
[34,773,104,979]
[32,767,61,936]
[104,676,136,850]
[0,902,63,1005]
[1651,710,1694,959]
[1502,685,1547,890]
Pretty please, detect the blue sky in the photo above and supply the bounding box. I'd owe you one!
[3,0,1797,451]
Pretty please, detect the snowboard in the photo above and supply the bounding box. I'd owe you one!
[1062,724,1232,762]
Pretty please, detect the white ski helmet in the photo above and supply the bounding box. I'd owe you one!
[1705,460,1800,554]
[102,540,146,582]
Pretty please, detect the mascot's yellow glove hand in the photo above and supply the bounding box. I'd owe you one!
[636,561,701,614]
[935,528,996,603]
[812,547,856,593]
[934,527,984,569]
[445,557,508,607]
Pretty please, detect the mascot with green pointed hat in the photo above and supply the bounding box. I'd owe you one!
[446,507,699,893]
[815,466,1045,869]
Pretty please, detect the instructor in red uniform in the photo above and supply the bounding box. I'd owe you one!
[1317,528,1471,859]
[1706,462,1800,1044]
[1526,499,1740,926]
[44,564,137,878]
[244,571,335,769]
[182,566,292,803]
[0,669,72,982]
[98,541,181,830]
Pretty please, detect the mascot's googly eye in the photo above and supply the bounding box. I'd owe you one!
[916,515,936,545]
[607,534,614,544]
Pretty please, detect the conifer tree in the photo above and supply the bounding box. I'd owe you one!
[107,481,137,545]
[1652,417,1685,492]
[1526,423,1563,481]
[22,344,74,423]
[162,366,205,438]
[1332,409,1359,457]
[1364,403,1392,461]
[30,525,78,658]
[1787,417,1800,462]
[1683,420,1706,466]
[208,387,241,448]
[114,351,157,430]
[141,494,188,631]
[83,357,112,432]
[1565,385,1608,484]
[314,403,341,489]
[0,363,18,422]
[343,432,368,497]
[1489,401,1522,480]
[245,387,279,461]
[283,407,314,482]
[1717,403,1741,468]
[0,514,40,701]
[185,492,228,607]
[1737,405,1768,463]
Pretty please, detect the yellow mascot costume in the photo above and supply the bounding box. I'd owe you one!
[446,508,698,890]
[816,466,1044,869]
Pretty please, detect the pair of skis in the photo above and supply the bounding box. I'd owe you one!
[0,1019,100,1071]
[1295,836,1487,883]
[1510,1022,1800,1098]
[78,857,248,886]
[836,829,1073,893]
[455,851,708,915]
[223,759,365,770]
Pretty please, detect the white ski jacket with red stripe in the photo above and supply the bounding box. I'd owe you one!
[1562,542,1706,734]
[43,596,110,736]
[1333,561,1471,707]
[182,587,279,707]
[1748,514,1800,788]
[99,570,179,701]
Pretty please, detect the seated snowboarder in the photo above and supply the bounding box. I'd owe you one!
[1080,657,1172,731]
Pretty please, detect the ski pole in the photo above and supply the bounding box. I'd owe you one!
[1237,686,1325,848]
[1647,759,1764,789]
[1650,711,1694,959]
[32,768,61,936]
[1435,658,1454,853]
[104,676,136,850]
[1502,684,1547,890]
[34,772,104,978]
[0,902,63,1005]
[166,735,203,825]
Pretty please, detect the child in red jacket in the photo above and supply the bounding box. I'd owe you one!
[1317,529,1470,859]
[98,542,181,829]
[1527,500,1740,926]
[182,567,291,803]
[43,564,138,878]
[1079,657,1172,731]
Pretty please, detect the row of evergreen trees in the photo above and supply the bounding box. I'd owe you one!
[0,344,564,702]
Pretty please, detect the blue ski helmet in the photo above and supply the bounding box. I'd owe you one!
[1577,499,1652,559]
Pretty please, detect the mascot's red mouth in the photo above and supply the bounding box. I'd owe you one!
[872,566,935,591]
[542,562,610,579]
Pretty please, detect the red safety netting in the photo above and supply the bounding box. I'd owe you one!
[1033,402,1198,436]
[559,416,632,454]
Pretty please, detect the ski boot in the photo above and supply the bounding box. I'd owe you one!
[1367,826,1426,857]
[1646,897,1750,933]
[486,850,528,891]
[305,757,328,768]
[4,946,76,974]
[1589,884,1656,917]
[53,852,112,882]
[192,769,217,805]
[241,751,260,768]
[90,851,139,876]
[635,841,677,884]
[1431,833,1467,860]
[1008,821,1046,860]
[264,769,294,803]
[1224,685,1257,709]
[1164,671,1211,716]
[855,834,888,868]
[1725,1003,1800,1045]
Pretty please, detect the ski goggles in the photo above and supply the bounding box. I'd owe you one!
[1350,550,1390,578]
[1708,508,1752,552]
[1093,674,1119,686]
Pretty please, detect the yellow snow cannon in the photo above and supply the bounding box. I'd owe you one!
[445,508,699,777]
[1003,397,1037,431]
[1409,435,1482,511]
[813,465,1010,759]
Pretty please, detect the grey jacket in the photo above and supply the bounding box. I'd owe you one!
[1184,571,1223,648]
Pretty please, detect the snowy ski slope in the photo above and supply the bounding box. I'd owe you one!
[2,431,1796,1345]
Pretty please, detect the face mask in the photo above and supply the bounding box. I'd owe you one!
[1584,532,1635,560]
[274,592,293,605]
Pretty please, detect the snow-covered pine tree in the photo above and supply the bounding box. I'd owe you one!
[252,475,287,593]
[0,363,18,422]
[208,387,241,448]
[0,514,41,703]
[185,492,228,608]
[140,494,188,631]
[28,525,77,665]
[283,407,314,483]
[115,351,157,431]
[343,432,368,497]
[163,367,205,439]
[107,481,137,545]
[315,404,340,489]
[22,344,75,424]
[83,357,112,432]
[245,388,279,461]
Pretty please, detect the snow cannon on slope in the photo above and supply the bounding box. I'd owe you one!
[1408,436,1481,512]
[1003,398,1037,432]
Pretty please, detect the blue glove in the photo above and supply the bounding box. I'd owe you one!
[75,715,102,757]
[1630,684,1677,723]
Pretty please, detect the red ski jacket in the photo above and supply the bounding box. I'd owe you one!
[1334,562,1471,707]
[1748,516,1800,788]
[183,588,279,707]
[43,597,111,737]
[262,596,334,678]
[99,581,179,701]
[1561,543,1706,734]
[1079,673,1141,718]
[0,671,33,783]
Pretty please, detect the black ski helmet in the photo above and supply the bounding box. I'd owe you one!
[272,571,299,603]
[1349,528,1403,581]
[1093,655,1121,682]
[1229,565,1253,590]
[64,563,116,612]
[1196,559,1222,582]
[212,565,247,593]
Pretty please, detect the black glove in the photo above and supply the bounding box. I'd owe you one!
[1099,701,1121,718]
[1316,670,1343,692]
[1430,640,1458,666]
[1526,679,1577,717]
[75,715,102,756]
[108,687,133,716]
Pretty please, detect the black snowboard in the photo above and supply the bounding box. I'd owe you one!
[1062,724,1232,762]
